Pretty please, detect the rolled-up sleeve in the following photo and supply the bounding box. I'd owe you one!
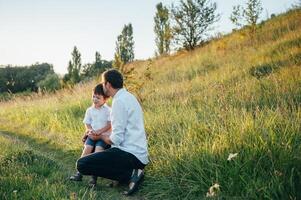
[110,99,127,146]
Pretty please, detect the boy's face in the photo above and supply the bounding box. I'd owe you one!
[92,94,106,107]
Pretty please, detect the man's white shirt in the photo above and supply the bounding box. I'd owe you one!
[109,88,149,165]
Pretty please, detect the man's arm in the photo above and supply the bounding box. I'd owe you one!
[109,99,127,146]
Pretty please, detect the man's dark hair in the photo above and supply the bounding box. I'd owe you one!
[93,84,109,99]
[102,69,123,89]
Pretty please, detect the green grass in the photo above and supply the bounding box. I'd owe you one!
[0,131,142,200]
[0,8,301,199]
[0,132,96,200]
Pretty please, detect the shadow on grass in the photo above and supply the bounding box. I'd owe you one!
[268,37,301,58]
[185,60,219,81]
[164,59,220,83]
[0,130,144,200]
[249,52,301,79]
[0,130,81,169]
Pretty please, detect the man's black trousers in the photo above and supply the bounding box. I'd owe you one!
[77,147,145,183]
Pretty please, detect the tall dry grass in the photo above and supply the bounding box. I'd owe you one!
[0,8,300,199]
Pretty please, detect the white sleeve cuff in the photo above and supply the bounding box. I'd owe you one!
[110,134,122,146]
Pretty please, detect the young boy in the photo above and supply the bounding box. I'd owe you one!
[70,84,111,187]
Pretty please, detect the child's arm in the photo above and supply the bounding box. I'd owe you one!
[88,132,112,145]
[85,124,93,132]
[94,122,111,135]
[82,124,93,143]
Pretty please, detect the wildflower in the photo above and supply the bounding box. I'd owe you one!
[70,192,77,200]
[227,153,238,161]
[206,183,220,197]
[274,170,283,177]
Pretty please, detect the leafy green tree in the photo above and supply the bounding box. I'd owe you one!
[37,73,61,92]
[0,63,54,93]
[230,5,244,28]
[113,24,139,96]
[81,63,93,79]
[230,0,263,33]
[113,23,135,70]
[81,51,112,78]
[245,0,263,28]
[63,46,82,84]
[113,49,124,71]
[171,0,219,50]
[0,69,7,93]
[63,61,71,83]
[291,0,301,9]
[93,51,106,75]
[154,2,172,55]
[95,51,101,64]
[70,46,82,83]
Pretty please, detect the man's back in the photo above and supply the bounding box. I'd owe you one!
[110,88,149,165]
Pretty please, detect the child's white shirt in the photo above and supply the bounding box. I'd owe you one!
[83,104,111,135]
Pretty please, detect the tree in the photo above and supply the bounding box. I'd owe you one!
[245,0,263,28]
[291,0,301,8]
[81,51,112,78]
[171,0,219,50]
[37,73,61,92]
[63,46,82,84]
[95,51,101,64]
[93,51,109,76]
[113,23,135,70]
[230,0,263,33]
[230,5,244,28]
[154,2,172,55]
[0,63,54,93]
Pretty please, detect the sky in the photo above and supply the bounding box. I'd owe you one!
[0,0,297,74]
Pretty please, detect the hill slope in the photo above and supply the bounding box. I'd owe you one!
[0,8,301,199]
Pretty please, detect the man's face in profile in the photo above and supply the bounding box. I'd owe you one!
[102,81,109,96]
[102,74,111,97]
[101,74,109,96]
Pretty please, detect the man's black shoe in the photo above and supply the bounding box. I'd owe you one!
[89,176,97,188]
[123,169,144,195]
[69,172,83,181]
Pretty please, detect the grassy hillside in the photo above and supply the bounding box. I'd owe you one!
[0,8,301,199]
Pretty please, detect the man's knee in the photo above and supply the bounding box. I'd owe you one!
[77,157,88,175]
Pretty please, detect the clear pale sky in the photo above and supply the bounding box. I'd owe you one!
[0,0,296,74]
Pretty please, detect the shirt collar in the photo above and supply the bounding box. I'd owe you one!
[113,88,126,99]
[93,103,106,110]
